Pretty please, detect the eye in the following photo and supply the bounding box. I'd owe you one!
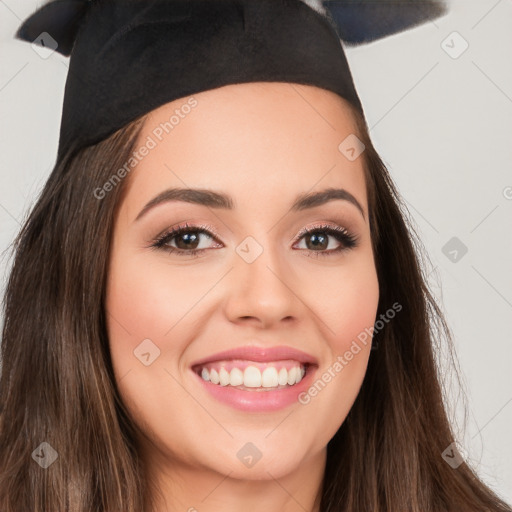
[293,224,359,258]
[150,222,221,258]
[149,222,359,258]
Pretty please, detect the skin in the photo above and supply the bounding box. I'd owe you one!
[105,82,380,512]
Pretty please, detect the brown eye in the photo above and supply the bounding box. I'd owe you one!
[151,223,221,258]
[150,222,358,259]
[303,231,330,251]
[170,230,203,250]
[294,224,358,257]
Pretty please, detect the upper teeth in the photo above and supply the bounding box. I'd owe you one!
[200,364,306,388]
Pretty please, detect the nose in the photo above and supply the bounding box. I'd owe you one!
[223,239,301,329]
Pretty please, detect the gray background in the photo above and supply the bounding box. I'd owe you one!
[1,0,511,502]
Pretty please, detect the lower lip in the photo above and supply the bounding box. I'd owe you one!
[191,365,317,412]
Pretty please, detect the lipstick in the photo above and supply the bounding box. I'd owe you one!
[190,345,318,412]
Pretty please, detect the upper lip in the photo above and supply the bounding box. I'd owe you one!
[190,345,318,368]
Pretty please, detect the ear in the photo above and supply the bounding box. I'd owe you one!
[322,0,449,45]
[15,0,90,56]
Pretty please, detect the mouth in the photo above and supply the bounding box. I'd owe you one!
[191,360,312,391]
[189,345,318,412]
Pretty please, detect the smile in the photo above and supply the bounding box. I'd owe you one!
[194,360,308,390]
[191,360,316,412]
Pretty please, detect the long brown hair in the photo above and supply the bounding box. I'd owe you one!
[0,101,510,511]
[321,105,512,512]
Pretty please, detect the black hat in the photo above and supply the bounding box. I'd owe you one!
[16,0,448,162]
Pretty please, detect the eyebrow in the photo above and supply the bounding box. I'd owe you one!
[134,186,366,222]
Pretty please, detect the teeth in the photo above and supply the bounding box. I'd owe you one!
[278,367,288,386]
[230,367,244,386]
[287,367,297,385]
[244,366,261,387]
[198,363,306,389]
[219,367,230,386]
[210,368,219,385]
[261,367,278,387]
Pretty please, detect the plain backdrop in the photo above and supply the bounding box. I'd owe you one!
[1,0,511,503]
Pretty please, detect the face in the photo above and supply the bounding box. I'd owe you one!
[105,82,379,487]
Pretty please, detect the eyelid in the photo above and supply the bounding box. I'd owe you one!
[149,220,359,256]
[152,221,221,244]
[153,220,352,241]
[293,221,351,240]
[292,223,359,253]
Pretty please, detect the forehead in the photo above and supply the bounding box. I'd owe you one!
[122,82,367,215]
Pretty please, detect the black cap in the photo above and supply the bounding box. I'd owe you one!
[15,0,447,162]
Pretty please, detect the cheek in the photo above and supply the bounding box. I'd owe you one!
[329,267,379,354]
[106,240,379,379]
[105,250,214,345]
[104,250,210,452]
[104,244,231,418]
[294,252,379,429]
[299,250,379,352]
[104,247,171,384]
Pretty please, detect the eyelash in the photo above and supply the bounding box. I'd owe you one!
[149,222,359,259]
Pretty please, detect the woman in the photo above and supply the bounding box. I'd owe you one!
[0,0,510,511]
